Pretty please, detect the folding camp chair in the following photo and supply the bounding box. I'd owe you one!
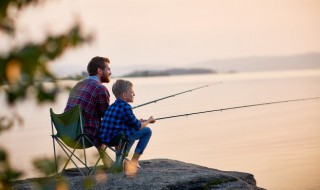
[50,105,129,175]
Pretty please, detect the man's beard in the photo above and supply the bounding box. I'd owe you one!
[101,75,110,83]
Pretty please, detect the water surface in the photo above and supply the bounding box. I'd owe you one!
[1,70,320,190]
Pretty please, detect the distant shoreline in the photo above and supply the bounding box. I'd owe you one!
[52,52,320,79]
[121,68,216,77]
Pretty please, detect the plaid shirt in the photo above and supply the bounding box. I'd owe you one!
[65,76,110,143]
[100,99,141,144]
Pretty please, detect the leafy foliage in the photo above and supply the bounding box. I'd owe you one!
[33,156,63,177]
[0,0,93,188]
[0,148,22,189]
[0,0,43,34]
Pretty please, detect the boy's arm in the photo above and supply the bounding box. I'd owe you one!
[140,116,156,130]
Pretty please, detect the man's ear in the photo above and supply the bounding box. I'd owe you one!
[97,68,103,75]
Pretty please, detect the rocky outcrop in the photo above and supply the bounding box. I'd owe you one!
[11,159,265,190]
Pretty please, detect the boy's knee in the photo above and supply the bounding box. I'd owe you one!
[144,127,152,136]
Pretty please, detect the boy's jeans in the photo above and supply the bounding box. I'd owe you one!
[126,127,152,155]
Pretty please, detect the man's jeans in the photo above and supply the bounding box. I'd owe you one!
[126,127,152,155]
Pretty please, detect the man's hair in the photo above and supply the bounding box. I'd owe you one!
[112,79,133,99]
[87,56,110,76]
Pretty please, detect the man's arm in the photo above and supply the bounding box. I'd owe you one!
[97,85,110,117]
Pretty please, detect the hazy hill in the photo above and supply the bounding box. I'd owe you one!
[52,52,320,77]
[122,68,214,77]
[120,52,320,77]
[192,52,320,73]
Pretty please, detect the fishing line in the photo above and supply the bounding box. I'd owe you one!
[132,81,222,109]
[155,97,320,121]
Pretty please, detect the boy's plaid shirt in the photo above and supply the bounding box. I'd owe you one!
[100,99,141,144]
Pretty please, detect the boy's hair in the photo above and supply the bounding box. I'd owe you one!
[112,79,133,99]
[87,56,110,76]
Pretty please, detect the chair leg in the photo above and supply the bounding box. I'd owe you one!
[90,146,114,175]
[55,140,85,176]
[59,141,84,175]
[52,136,58,174]
[98,148,114,168]
[82,138,89,175]
[112,139,128,172]
[56,138,96,176]
[81,136,111,175]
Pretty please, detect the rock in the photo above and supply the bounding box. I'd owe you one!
[10,159,265,190]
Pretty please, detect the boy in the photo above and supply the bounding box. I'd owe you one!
[99,79,156,174]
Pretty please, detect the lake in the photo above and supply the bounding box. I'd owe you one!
[1,69,320,190]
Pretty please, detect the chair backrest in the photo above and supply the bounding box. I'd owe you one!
[50,105,87,148]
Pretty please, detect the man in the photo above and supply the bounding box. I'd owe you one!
[65,56,111,145]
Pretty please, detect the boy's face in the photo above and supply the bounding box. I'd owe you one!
[123,86,135,103]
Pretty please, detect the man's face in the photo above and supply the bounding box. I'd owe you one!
[100,62,111,83]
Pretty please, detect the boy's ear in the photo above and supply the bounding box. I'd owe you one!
[121,92,127,99]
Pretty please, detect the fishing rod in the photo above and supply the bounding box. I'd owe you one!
[155,96,320,121]
[132,81,222,109]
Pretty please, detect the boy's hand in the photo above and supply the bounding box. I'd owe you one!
[140,116,156,129]
[148,116,156,123]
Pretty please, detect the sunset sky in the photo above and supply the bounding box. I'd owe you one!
[6,0,320,76]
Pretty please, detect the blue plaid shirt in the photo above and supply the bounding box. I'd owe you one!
[100,99,141,144]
